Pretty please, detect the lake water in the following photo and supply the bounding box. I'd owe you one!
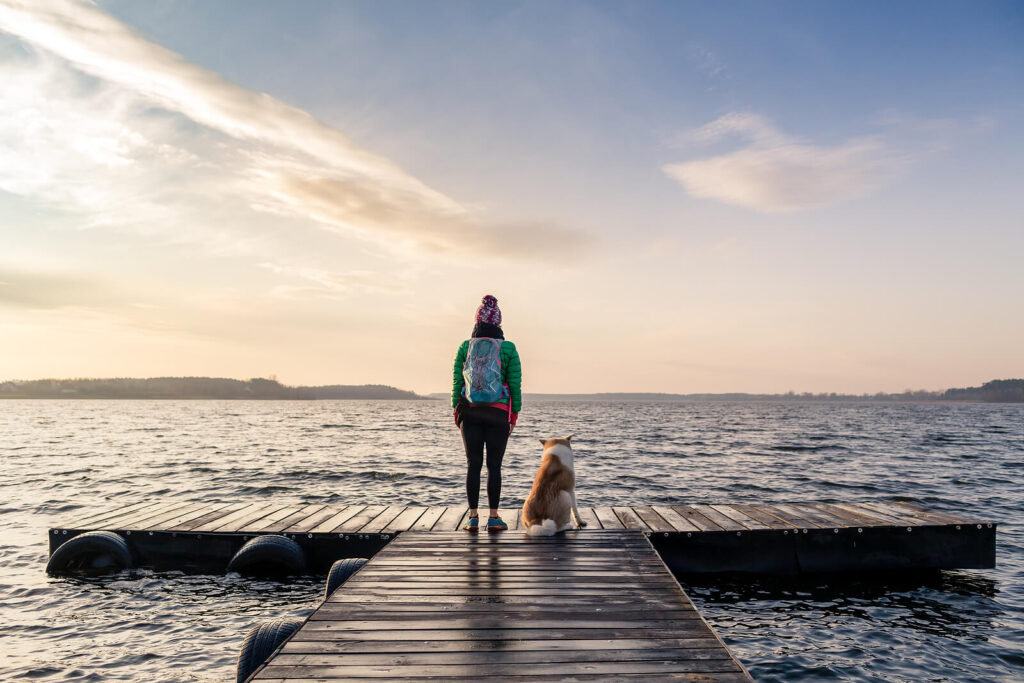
[1,399,1021,681]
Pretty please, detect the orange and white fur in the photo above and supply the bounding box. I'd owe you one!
[521,435,587,536]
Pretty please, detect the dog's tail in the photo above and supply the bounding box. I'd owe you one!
[526,519,559,537]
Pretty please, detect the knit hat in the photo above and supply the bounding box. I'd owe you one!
[475,295,502,327]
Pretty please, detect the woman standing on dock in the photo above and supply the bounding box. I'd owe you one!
[452,295,522,532]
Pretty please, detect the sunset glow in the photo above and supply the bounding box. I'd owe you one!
[1,1,1021,394]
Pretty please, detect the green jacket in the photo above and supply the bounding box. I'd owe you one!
[451,338,522,413]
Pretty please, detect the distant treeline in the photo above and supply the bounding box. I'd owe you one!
[516,379,1024,403]
[0,377,423,400]
[4,377,1022,402]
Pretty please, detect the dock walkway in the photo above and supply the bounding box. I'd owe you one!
[49,500,996,574]
[45,501,997,680]
[252,530,752,682]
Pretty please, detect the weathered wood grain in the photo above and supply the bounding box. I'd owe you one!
[252,529,751,681]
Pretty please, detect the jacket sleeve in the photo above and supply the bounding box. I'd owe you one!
[503,341,522,413]
[451,341,467,409]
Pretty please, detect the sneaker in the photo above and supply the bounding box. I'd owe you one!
[463,517,479,532]
[486,516,508,532]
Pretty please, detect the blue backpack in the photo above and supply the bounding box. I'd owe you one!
[462,338,508,404]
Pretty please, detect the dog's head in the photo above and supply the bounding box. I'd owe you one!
[538,434,575,451]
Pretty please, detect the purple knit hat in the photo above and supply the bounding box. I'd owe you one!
[475,295,502,327]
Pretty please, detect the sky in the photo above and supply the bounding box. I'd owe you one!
[0,0,1022,395]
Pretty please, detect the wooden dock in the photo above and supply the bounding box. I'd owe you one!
[46,501,997,681]
[250,530,752,682]
[48,500,996,574]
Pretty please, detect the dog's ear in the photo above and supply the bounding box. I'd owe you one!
[538,438,547,447]
[565,433,575,442]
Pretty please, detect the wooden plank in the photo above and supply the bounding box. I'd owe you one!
[131,502,213,531]
[288,623,710,639]
[150,502,231,531]
[306,614,702,629]
[283,505,345,534]
[613,507,650,530]
[368,553,661,564]
[409,507,446,531]
[807,503,882,528]
[359,565,668,575]
[170,502,250,532]
[828,502,906,526]
[498,508,520,530]
[335,505,389,533]
[669,506,723,532]
[631,506,674,532]
[326,603,699,615]
[109,501,201,530]
[334,587,673,597]
[327,593,693,607]
[650,506,701,533]
[360,505,408,534]
[378,544,650,554]
[280,637,720,654]
[383,507,428,534]
[195,503,276,533]
[310,505,365,534]
[856,501,934,526]
[209,503,291,533]
[434,506,468,531]
[891,501,976,525]
[690,505,745,532]
[756,504,819,529]
[730,504,796,530]
[94,501,188,530]
[358,569,667,579]
[393,531,649,543]
[262,504,326,533]
[68,501,157,528]
[710,505,770,531]
[271,647,733,665]
[263,675,751,683]
[577,506,601,529]
[369,546,662,557]
[243,506,310,533]
[593,507,625,529]
[340,579,680,591]
[781,503,849,528]
[788,503,855,528]
[259,660,744,677]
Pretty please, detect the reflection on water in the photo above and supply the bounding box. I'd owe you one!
[0,399,1022,681]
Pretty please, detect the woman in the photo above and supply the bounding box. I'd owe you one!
[451,295,522,532]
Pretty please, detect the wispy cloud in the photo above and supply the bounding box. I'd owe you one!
[0,0,587,261]
[257,262,408,301]
[0,267,119,309]
[663,112,907,213]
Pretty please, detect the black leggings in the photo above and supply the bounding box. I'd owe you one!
[460,407,510,511]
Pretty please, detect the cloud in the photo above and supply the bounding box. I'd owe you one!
[0,0,587,260]
[0,266,139,311]
[257,262,408,301]
[278,174,588,258]
[664,112,907,213]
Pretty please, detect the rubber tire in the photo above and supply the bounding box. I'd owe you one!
[227,535,306,576]
[235,617,303,683]
[46,531,133,575]
[324,557,368,599]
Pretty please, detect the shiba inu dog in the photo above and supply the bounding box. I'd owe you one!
[521,435,587,536]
